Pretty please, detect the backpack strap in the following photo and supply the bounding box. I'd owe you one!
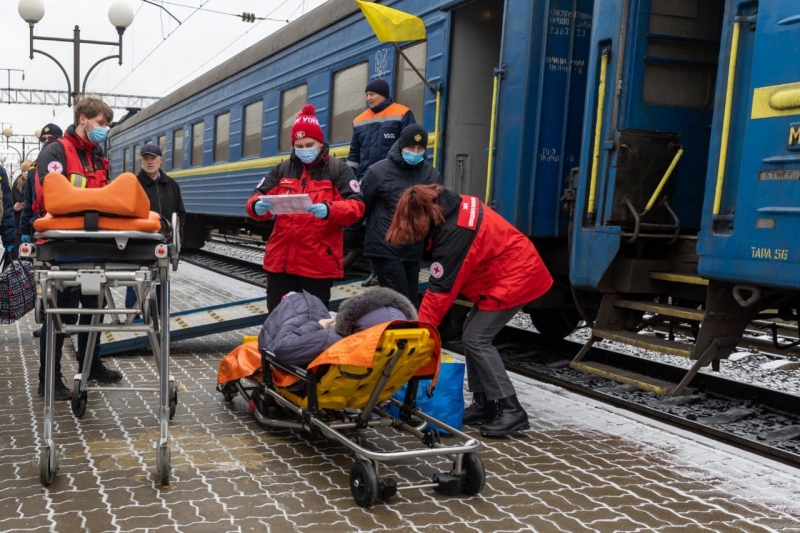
[328,156,339,182]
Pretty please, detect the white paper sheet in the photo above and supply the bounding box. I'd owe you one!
[259,194,313,214]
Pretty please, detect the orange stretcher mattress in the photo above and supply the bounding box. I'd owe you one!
[33,211,162,232]
[41,171,150,218]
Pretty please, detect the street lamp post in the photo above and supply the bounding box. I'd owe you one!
[17,0,134,106]
[2,127,40,162]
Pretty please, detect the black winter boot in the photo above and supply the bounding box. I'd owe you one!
[481,394,530,437]
[462,392,497,426]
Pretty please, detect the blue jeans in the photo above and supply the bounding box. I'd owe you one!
[371,258,420,307]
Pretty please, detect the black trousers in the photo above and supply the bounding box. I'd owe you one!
[266,273,334,312]
[371,258,420,307]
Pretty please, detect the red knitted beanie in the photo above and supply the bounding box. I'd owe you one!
[290,104,324,143]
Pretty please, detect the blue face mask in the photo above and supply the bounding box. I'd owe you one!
[87,121,109,144]
[402,149,425,166]
[295,146,319,164]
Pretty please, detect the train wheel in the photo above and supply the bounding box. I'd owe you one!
[528,307,581,340]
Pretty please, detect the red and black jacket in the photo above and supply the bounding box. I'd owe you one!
[34,125,109,214]
[246,145,365,279]
[418,189,554,328]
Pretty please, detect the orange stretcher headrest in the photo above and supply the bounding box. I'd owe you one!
[33,211,162,233]
[42,172,150,218]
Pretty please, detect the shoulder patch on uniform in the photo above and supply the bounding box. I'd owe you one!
[47,161,64,174]
[350,179,361,193]
[456,196,479,230]
[430,262,444,279]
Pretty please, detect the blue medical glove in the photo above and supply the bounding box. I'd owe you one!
[306,203,329,219]
[21,235,31,243]
[5,245,13,253]
[254,199,274,216]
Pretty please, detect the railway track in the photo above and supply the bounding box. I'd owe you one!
[184,244,800,466]
[181,249,267,288]
[450,327,800,468]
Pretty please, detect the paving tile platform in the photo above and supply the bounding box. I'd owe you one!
[2,263,800,532]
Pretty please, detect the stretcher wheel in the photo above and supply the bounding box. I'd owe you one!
[349,459,379,508]
[71,382,87,418]
[220,382,235,402]
[39,446,57,486]
[157,445,170,485]
[168,380,178,419]
[34,298,44,324]
[458,453,485,496]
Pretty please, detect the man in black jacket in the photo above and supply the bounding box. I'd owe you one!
[361,125,442,305]
[125,143,186,310]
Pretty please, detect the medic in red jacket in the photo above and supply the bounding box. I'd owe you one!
[393,187,553,328]
[386,184,553,438]
[36,99,113,208]
[246,105,364,311]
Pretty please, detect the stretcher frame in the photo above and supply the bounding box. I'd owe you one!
[20,213,181,486]
[220,325,485,508]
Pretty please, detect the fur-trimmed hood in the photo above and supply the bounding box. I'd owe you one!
[335,287,417,336]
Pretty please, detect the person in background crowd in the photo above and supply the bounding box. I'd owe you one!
[20,124,63,339]
[361,124,442,306]
[36,98,122,399]
[0,163,15,257]
[12,160,31,250]
[124,142,186,311]
[20,124,63,246]
[347,78,416,288]
[246,104,365,311]
[385,184,554,437]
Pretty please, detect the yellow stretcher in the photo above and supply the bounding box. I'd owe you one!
[217,321,485,508]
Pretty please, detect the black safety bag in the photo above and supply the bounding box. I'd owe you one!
[0,252,36,324]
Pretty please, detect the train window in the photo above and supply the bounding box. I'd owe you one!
[643,0,723,108]
[158,135,166,169]
[243,100,263,158]
[123,147,130,173]
[173,129,184,170]
[395,42,427,121]
[330,62,369,144]
[214,112,230,162]
[280,84,308,152]
[133,144,141,174]
[191,122,203,166]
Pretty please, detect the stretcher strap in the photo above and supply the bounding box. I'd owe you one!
[83,212,99,231]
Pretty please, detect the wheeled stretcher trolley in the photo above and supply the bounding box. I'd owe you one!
[20,172,181,486]
[217,321,485,508]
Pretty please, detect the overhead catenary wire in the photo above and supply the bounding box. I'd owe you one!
[157,0,298,96]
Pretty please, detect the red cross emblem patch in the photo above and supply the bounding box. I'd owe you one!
[430,262,444,279]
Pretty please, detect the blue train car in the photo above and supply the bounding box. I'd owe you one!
[568,0,800,394]
[108,0,595,332]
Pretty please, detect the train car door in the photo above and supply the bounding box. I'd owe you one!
[442,0,503,198]
[571,0,726,289]
[699,0,800,287]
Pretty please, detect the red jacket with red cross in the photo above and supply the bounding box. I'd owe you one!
[246,147,365,279]
[34,125,109,215]
[418,189,554,328]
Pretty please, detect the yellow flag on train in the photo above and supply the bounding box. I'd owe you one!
[356,0,426,43]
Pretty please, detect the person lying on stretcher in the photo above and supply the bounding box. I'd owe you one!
[258,287,418,369]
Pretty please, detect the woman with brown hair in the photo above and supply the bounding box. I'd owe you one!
[386,184,553,437]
